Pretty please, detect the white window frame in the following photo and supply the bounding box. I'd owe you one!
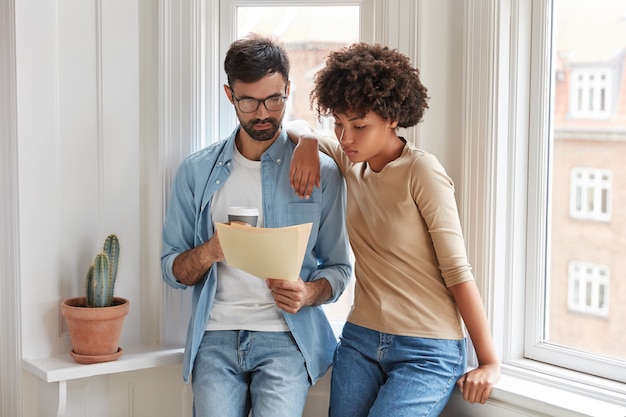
[217,0,377,140]
[159,0,416,346]
[522,0,625,385]
[568,261,609,317]
[462,0,626,412]
[570,167,611,221]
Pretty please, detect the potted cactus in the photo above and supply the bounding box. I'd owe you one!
[61,234,130,364]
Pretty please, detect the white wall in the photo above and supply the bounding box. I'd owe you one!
[16,0,142,360]
[12,0,179,415]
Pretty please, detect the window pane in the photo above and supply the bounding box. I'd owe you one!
[236,5,359,325]
[548,0,626,364]
[237,6,359,128]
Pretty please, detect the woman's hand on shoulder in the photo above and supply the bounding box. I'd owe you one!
[285,120,321,199]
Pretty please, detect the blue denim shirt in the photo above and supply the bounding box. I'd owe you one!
[161,127,352,384]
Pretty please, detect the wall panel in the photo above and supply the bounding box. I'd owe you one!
[17,0,155,415]
[109,365,192,417]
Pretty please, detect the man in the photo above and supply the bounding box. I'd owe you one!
[161,34,351,417]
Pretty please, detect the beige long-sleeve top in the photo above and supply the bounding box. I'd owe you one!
[321,136,474,339]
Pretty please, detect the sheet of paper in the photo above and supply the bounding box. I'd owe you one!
[215,222,313,281]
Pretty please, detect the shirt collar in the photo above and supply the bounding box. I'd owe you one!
[222,126,289,166]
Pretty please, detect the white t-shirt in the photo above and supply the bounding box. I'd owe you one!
[206,144,289,332]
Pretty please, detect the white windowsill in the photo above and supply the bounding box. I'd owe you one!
[484,361,626,417]
[22,344,184,383]
[22,343,626,417]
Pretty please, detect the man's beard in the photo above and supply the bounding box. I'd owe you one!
[239,117,281,142]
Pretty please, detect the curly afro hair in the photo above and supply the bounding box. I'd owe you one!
[310,43,429,128]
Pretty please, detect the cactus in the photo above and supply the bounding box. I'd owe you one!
[86,234,120,307]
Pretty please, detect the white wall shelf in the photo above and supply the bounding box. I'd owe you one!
[22,344,184,417]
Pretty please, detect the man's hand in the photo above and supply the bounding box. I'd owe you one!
[266,277,332,314]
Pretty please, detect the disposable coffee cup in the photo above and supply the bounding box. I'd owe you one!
[227,206,259,227]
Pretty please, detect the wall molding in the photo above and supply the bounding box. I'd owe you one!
[95,0,105,233]
[460,0,512,360]
[0,0,22,415]
[158,0,207,346]
[376,0,421,146]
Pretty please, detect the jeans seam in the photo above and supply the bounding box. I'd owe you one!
[422,339,466,417]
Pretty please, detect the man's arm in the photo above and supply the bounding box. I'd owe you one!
[161,159,221,289]
[172,235,224,286]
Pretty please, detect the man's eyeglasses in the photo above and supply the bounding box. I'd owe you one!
[229,87,288,113]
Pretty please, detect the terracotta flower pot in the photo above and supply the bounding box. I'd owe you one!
[61,296,129,364]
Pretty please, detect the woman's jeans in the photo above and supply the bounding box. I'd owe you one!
[329,322,467,417]
[192,330,310,417]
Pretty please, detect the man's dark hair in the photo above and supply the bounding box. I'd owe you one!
[224,34,290,87]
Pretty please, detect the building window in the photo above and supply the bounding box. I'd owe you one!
[569,167,611,221]
[569,68,612,119]
[568,261,609,317]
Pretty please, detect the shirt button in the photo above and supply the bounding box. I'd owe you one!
[215,180,220,185]
[276,158,281,164]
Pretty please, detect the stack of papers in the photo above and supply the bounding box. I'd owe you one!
[215,222,313,281]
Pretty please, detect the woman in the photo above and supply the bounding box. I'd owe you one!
[287,42,500,416]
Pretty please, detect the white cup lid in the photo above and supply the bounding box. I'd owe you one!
[228,206,259,216]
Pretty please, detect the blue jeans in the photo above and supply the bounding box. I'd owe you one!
[329,322,467,417]
[192,330,311,417]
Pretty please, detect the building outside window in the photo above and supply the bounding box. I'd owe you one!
[545,0,626,373]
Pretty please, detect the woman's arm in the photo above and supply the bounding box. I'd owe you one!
[285,120,321,199]
[448,280,501,404]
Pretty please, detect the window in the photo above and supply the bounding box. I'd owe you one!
[567,261,610,317]
[525,0,626,382]
[569,167,611,221]
[218,1,362,140]
[233,5,358,126]
[220,1,361,328]
[569,68,612,118]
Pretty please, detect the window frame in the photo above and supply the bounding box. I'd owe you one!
[521,0,625,385]
[217,0,376,139]
[461,0,626,407]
